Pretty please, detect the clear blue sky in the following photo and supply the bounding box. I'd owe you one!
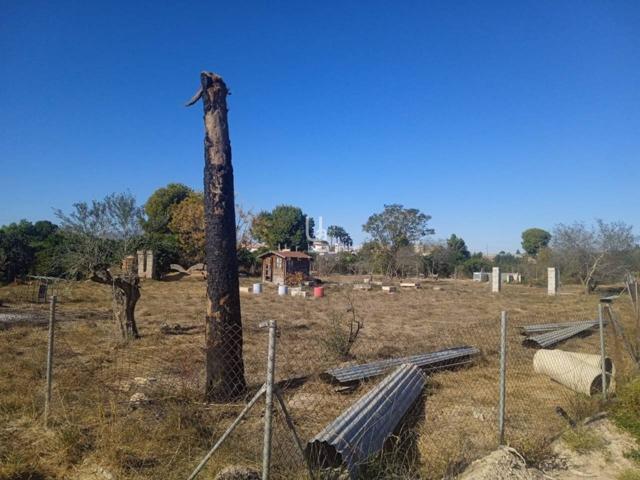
[1,1,638,253]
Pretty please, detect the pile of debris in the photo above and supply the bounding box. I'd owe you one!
[170,263,206,278]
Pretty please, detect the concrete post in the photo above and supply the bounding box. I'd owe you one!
[548,267,559,296]
[137,250,146,278]
[145,250,155,279]
[492,267,501,293]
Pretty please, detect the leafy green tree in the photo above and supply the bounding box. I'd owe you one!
[363,204,433,249]
[143,183,192,234]
[251,205,313,251]
[423,244,456,277]
[521,228,551,256]
[0,220,67,282]
[327,225,353,247]
[494,251,519,269]
[362,204,434,275]
[357,240,394,274]
[461,255,493,276]
[0,221,36,282]
[446,234,470,264]
[237,247,260,275]
[31,222,66,277]
[335,251,358,273]
[168,192,205,265]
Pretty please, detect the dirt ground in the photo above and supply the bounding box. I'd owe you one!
[0,275,637,479]
[459,418,639,480]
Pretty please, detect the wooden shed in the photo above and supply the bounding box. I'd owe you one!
[258,250,312,285]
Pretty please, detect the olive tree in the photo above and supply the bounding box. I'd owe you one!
[55,192,144,339]
[552,220,637,293]
[362,204,434,276]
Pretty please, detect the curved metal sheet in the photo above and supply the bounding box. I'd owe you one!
[521,320,601,336]
[523,323,598,348]
[322,346,479,384]
[306,363,426,476]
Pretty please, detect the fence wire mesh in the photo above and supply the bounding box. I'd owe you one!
[0,277,638,479]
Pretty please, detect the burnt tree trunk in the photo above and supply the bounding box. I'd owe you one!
[188,72,246,401]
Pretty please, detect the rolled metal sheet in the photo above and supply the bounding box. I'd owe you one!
[564,351,615,376]
[306,363,425,476]
[533,349,615,396]
[322,346,480,384]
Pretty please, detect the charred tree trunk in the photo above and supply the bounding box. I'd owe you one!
[187,72,246,401]
[91,268,140,340]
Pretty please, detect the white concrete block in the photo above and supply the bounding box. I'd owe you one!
[548,267,559,296]
[491,267,501,293]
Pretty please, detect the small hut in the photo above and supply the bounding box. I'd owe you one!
[258,250,312,285]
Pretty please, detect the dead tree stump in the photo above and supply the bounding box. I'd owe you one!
[91,268,140,340]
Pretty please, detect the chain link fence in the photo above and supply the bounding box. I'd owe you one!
[0,278,638,479]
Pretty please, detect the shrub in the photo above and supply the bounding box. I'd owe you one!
[321,292,363,359]
[612,377,640,441]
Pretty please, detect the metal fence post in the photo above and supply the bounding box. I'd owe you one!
[262,320,277,480]
[44,295,57,427]
[498,310,507,445]
[186,384,266,480]
[598,303,607,400]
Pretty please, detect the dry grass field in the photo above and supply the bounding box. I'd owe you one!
[0,276,636,479]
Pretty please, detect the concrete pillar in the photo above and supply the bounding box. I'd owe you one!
[122,255,136,276]
[137,250,146,278]
[548,267,559,296]
[492,267,501,293]
[145,250,155,279]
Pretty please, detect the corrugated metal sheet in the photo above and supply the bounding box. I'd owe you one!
[521,320,601,336]
[322,346,479,384]
[523,323,598,348]
[306,363,425,476]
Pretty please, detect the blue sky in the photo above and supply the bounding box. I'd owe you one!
[1,1,638,253]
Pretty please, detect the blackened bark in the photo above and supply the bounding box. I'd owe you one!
[188,72,246,401]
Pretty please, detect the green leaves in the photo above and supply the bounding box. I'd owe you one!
[521,228,551,256]
[251,205,312,251]
[363,204,433,250]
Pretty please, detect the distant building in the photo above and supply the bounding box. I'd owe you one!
[478,271,523,284]
[258,250,312,284]
[309,240,354,255]
[245,241,267,253]
[309,240,331,254]
[473,272,490,282]
[414,243,436,255]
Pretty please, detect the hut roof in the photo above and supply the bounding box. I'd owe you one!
[258,250,312,260]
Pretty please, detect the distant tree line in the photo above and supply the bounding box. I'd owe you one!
[1,187,639,293]
[0,183,258,282]
[0,220,65,281]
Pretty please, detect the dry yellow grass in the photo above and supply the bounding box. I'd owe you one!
[0,276,636,479]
